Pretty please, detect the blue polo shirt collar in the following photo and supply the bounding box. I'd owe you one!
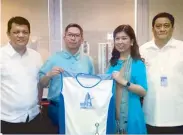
[62,49,81,60]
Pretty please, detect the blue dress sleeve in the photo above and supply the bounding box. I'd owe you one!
[106,66,114,74]
[106,62,122,74]
[133,60,148,91]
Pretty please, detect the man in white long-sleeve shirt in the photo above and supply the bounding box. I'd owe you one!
[0,16,49,134]
[140,12,183,134]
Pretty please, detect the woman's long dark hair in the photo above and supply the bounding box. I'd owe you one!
[110,24,144,66]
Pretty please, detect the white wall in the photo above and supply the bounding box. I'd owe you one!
[1,0,135,71]
[62,0,135,73]
[149,0,183,40]
[1,0,50,61]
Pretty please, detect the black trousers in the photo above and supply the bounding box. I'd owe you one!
[1,112,57,134]
[147,124,183,134]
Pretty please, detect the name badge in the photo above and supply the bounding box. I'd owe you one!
[160,76,168,87]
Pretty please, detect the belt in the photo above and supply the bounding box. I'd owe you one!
[49,100,59,106]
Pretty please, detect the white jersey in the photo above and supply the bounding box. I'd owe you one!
[58,71,114,135]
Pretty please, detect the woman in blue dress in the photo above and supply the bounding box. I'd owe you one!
[107,24,148,134]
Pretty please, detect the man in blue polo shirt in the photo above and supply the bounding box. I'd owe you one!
[38,23,95,133]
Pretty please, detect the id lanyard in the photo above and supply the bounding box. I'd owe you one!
[160,67,168,87]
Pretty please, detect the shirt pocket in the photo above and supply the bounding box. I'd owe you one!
[168,51,183,75]
[1,62,18,78]
[171,60,183,74]
[26,65,39,81]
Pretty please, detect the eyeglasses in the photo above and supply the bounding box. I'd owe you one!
[66,33,81,38]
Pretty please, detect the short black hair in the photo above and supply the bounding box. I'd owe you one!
[152,12,175,28]
[65,23,83,37]
[7,16,30,33]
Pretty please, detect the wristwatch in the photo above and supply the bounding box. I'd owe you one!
[125,81,131,87]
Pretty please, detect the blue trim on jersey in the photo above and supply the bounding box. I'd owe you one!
[60,72,63,92]
[62,70,113,80]
[59,71,115,134]
[76,73,102,88]
[106,79,115,134]
[59,72,65,134]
